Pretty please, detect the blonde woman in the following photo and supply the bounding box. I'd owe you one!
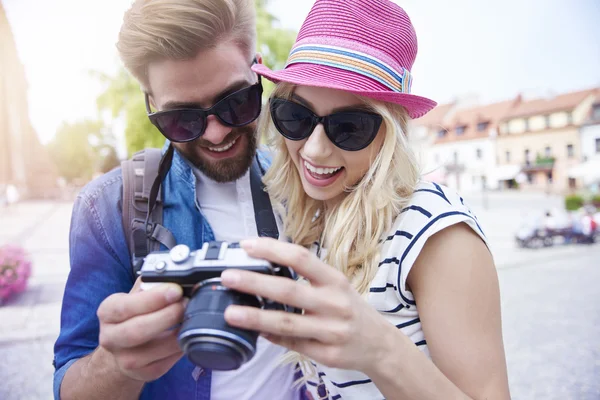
[220,0,511,399]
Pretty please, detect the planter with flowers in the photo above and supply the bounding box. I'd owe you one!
[0,245,32,304]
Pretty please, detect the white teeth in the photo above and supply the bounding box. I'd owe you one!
[208,138,237,152]
[304,160,342,175]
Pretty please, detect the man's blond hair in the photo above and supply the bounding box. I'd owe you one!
[117,0,256,90]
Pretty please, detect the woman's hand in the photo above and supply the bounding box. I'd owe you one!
[220,237,397,374]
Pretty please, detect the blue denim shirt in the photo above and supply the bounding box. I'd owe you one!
[53,146,273,400]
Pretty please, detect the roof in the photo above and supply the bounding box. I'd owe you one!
[414,102,454,128]
[435,97,520,143]
[504,88,598,119]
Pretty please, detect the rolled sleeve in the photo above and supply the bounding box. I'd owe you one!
[53,358,78,399]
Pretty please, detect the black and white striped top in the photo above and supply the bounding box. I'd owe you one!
[304,181,488,400]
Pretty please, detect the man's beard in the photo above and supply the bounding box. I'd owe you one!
[178,125,258,183]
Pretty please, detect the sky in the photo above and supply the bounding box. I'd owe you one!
[3,0,600,145]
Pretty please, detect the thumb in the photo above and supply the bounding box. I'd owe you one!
[130,276,143,293]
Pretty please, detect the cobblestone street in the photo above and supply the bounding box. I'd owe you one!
[0,191,598,399]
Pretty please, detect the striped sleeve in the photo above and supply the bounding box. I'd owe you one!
[384,182,489,307]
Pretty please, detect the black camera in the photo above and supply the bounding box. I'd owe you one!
[139,241,300,371]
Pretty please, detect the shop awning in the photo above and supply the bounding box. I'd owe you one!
[568,159,600,184]
[490,164,522,181]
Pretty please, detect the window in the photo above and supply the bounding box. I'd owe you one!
[524,149,531,165]
[453,151,459,163]
[592,104,600,121]
[596,138,600,154]
[505,151,511,162]
[567,144,574,159]
[526,173,533,184]
[545,115,551,128]
[476,148,483,159]
[567,112,573,125]
[545,146,552,157]
[477,121,489,132]
[524,118,530,131]
[455,125,466,135]
[568,177,577,189]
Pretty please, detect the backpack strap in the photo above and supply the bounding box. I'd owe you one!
[121,147,176,276]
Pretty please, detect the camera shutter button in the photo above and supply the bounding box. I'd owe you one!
[155,261,167,272]
[170,244,191,263]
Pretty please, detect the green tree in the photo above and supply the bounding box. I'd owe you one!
[94,69,164,157]
[256,0,296,98]
[95,1,296,157]
[46,120,104,183]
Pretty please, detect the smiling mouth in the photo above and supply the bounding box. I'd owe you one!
[303,160,343,180]
[206,137,238,152]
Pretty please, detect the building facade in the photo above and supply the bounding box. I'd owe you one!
[580,102,600,162]
[496,89,598,193]
[408,102,455,184]
[413,88,599,194]
[415,97,520,193]
[569,100,600,188]
[1,2,58,198]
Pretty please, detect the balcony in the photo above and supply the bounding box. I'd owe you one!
[522,156,555,172]
[444,162,465,174]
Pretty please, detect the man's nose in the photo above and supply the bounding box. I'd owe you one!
[201,115,231,144]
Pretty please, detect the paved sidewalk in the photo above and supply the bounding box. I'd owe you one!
[463,190,584,269]
[0,201,72,400]
[0,202,71,344]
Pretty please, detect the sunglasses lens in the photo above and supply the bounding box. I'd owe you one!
[215,85,263,126]
[327,113,382,151]
[270,100,315,140]
[153,110,206,142]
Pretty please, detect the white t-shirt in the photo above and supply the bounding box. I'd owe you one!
[192,167,298,400]
[303,181,489,400]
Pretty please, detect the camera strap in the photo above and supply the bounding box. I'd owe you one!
[249,154,279,240]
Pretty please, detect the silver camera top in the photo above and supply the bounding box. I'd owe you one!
[140,241,272,274]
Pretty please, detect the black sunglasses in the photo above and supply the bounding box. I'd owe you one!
[145,76,263,143]
[269,98,383,151]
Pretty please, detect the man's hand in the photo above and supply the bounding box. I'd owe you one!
[96,278,187,382]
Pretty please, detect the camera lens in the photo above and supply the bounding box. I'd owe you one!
[178,278,261,371]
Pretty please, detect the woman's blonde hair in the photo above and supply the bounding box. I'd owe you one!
[260,83,421,295]
[117,0,256,90]
[260,83,421,383]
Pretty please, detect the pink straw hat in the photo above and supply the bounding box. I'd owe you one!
[252,0,437,119]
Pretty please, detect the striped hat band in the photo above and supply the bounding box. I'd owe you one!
[285,44,413,95]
